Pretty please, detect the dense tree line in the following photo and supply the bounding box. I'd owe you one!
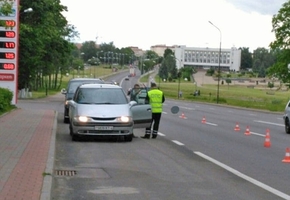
[18,0,78,92]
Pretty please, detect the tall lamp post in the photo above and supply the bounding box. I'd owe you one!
[209,21,222,104]
[173,56,182,99]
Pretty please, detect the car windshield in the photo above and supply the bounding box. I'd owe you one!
[75,88,128,104]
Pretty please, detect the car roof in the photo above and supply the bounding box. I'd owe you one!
[78,83,122,89]
[68,78,104,82]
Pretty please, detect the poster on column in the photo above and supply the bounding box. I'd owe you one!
[0,0,19,105]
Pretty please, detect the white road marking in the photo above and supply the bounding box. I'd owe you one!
[204,122,218,126]
[249,113,257,116]
[194,152,290,200]
[172,140,184,146]
[179,106,195,110]
[158,132,166,137]
[254,120,284,127]
[250,132,265,137]
[162,111,167,114]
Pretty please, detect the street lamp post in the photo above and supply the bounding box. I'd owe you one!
[209,21,222,104]
[171,55,182,99]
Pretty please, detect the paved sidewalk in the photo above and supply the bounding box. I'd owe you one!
[0,108,57,200]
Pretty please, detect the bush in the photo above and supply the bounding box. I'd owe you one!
[0,87,13,113]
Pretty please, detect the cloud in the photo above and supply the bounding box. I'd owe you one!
[225,0,287,15]
[60,0,284,52]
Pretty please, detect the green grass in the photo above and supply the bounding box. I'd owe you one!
[140,74,289,112]
[19,68,290,112]
[28,64,129,98]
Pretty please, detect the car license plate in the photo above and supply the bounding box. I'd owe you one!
[95,126,113,130]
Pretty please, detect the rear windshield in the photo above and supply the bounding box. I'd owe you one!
[68,80,103,93]
[75,88,128,104]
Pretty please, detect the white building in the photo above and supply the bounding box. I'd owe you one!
[174,45,241,71]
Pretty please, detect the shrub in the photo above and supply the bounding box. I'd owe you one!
[0,87,13,113]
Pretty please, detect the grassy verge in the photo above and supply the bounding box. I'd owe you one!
[140,74,289,112]
[23,65,129,99]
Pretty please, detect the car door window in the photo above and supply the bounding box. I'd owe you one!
[135,89,148,105]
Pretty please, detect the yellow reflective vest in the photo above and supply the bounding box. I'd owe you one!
[147,89,164,113]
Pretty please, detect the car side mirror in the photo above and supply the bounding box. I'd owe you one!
[67,100,75,106]
[61,88,67,94]
[129,101,137,107]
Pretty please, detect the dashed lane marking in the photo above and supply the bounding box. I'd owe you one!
[194,151,290,200]
[172,140,184,146]
[204,122,218,126]
[249,132,265,137]
[158,132,166,137]
[254,120,284,127]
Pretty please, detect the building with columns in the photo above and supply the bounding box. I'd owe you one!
[174,45,241,71]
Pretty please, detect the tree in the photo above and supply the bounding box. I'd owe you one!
[268,1,290,83]
[225,78,232,89]
[80,41,97,62]
[252,48,275,77]
[239,47,252,70]
[19,0,77,91]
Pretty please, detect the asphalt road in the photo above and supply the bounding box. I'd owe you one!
[17,69,290,200]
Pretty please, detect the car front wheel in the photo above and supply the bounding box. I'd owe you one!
[124,134,133,142]
[285,118,290,134]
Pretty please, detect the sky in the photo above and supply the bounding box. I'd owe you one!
[60,0,287,52]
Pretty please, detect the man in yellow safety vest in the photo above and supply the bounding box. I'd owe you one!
[141,82,165,139]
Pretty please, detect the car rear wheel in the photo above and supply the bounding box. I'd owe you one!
[285,118,290,134]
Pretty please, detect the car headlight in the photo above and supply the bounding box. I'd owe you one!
[78,116,89,122]
[116,116,132,122]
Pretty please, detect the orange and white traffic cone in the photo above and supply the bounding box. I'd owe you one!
[264,129,271,148]
[234,122,240,131]
[244,126,251,136]
[282,148,290,163]
[179,112,187,119]
[201,116,206,124]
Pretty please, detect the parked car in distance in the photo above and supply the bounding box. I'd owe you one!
[68,83,152,141]
[61,78,104,123]
[283,100,290,134]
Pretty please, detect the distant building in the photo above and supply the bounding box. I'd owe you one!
[128,46,144,56]
[174,46,241,71]
[150,44,177,56]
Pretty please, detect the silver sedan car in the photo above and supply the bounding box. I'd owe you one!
[68,83,152,141]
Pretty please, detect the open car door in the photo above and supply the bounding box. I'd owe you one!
[130,88,152,128]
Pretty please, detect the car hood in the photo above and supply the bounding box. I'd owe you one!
[76,104,131,117]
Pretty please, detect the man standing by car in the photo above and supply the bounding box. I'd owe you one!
[141,82,165,139]
[128,84,141,102]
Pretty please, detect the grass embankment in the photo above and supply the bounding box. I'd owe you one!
[31,65,128,98]
[140,73,289,112]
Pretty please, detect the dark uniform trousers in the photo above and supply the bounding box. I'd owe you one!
[145,113,162,138]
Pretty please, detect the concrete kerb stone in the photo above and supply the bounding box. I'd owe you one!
[40,111,58,200]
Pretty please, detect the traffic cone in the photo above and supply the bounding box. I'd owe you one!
[201,116,206,124]
[234,122,240,131]
[179,112,187,119]
[264,129,271,148]
[282,148,290,163]
[244,126,251,135]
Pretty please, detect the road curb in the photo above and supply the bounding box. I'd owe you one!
[40,111,58,200]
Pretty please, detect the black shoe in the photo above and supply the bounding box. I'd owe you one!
[152,134,157,139]
[141,135,150,139]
